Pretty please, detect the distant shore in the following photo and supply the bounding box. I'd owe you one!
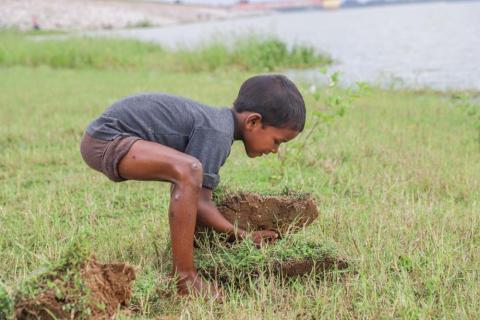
[0,0,265,31]
[1,0,461,32]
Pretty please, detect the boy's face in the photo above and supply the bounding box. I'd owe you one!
[243,117,299,158]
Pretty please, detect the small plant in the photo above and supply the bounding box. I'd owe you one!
[272,71,371,183]
[304,71,371,144]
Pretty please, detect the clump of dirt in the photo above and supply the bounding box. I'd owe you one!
[214,191,319,234]
[14,256,135,320]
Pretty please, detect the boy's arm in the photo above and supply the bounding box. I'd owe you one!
[197,188,246,239]
[197,188,278,246]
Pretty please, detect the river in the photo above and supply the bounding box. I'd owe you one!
[95,1,480,91]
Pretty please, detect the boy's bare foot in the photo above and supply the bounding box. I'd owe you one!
[175,271,223,301]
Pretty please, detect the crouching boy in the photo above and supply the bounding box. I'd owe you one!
[80,74,306,298]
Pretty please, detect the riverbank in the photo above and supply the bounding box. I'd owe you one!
[0,0,264,31]
[89,1,479,91]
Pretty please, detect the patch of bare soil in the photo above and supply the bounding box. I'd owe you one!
[274,256,350,277]
[216,192,319,233]
[14,257,135,320]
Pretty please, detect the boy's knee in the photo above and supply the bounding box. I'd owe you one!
[176,158,203,188]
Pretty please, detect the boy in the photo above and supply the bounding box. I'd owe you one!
[80,74,306,298]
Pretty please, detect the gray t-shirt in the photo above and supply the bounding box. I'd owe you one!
[86,93,235,189]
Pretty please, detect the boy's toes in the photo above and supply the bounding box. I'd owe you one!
[176,272,223,302]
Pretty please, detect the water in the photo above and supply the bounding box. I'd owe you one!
[95,1,480,90]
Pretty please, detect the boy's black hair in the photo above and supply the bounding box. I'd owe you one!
[233,74,306,132]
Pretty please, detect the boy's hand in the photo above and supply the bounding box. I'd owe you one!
[249,230,279,248]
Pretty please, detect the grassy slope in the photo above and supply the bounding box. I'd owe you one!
[1,65,479,318]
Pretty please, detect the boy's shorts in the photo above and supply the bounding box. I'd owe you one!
[80,133,142,182]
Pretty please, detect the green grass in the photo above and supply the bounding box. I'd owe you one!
[0,31,331,72]
[194,231,346,285]
[0,37,479,318]
[0,283,12,320]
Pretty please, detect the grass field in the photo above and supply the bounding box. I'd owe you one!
[0,33,479,319]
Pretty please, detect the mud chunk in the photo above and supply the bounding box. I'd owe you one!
[14,257,135,320]
[216,192,319,233]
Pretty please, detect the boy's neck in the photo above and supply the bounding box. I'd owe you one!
[231,109,243,141]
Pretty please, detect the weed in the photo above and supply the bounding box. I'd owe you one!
[272,71,371,183]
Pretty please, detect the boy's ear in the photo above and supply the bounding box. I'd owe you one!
[245,113,262,129]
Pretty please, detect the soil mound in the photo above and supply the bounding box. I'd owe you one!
[216,192,319,233]
[15,257,135,320]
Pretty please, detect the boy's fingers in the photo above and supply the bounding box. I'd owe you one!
[249,230,279,248]
[263,230,278,239]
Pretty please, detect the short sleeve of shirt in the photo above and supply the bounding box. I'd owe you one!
[184,127,233,190]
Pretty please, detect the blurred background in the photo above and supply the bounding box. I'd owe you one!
[2,0,479,90]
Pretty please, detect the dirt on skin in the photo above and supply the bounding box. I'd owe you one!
[14,257,135,320]
[216,192,319,234]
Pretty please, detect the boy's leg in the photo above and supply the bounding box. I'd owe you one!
[118,140,218,297]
